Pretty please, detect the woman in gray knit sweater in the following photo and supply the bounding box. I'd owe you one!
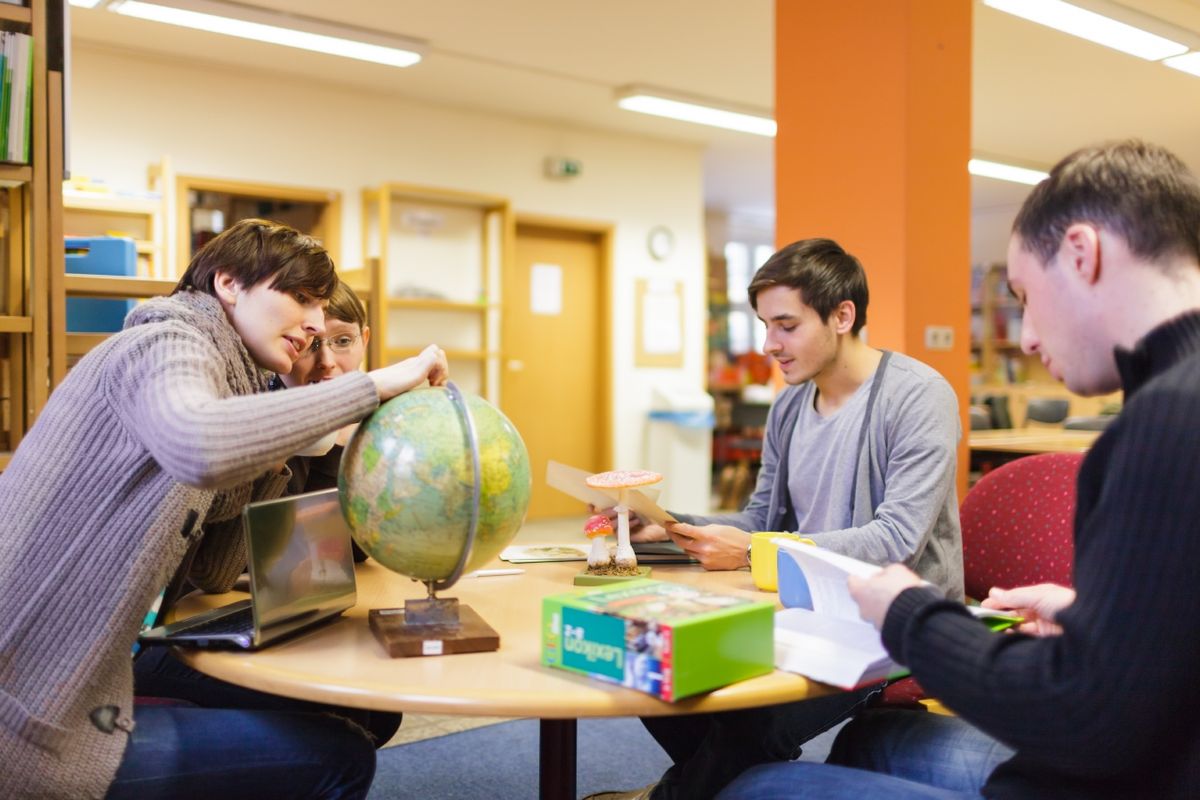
[0,219,447,800]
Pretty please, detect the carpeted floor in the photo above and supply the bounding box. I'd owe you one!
[369,716,844,799]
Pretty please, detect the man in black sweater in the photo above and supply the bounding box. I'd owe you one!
[718,140,1200,800]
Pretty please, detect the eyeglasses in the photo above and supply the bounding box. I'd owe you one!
[305,333,361,356]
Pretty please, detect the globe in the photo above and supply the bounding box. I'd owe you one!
[338,384,532,585]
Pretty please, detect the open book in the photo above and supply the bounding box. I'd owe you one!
[772,539,1020,689]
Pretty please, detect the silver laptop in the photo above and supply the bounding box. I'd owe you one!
[139,488,358,650]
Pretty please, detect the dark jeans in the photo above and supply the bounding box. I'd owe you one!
[642,684,880,799]
[133,646,403,746]
[106,704,376,800]
[108,646,405,799]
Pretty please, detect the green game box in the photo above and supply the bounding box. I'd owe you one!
[541,579,775,702]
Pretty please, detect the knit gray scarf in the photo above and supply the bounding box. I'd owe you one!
[125,289,277,521]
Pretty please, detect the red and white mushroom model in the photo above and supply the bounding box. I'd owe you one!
[584,469,663,570]
[583,514,615,569]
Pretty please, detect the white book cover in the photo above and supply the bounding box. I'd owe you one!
[500,543,589,563]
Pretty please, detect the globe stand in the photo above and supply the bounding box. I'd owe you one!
[367,381,502,658]
[368,595,500,658]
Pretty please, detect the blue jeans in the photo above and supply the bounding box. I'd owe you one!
[643,684,881,799]
[717,709,1016,799]
[105,704,375,800]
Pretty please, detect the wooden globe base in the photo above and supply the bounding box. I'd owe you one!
[368,597,500,658]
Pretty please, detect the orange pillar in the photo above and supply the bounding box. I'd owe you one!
[776,0,972,496]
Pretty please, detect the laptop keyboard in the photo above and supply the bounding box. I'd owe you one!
[180,607,254,636]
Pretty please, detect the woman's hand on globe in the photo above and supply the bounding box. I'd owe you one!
[370,344,449,400]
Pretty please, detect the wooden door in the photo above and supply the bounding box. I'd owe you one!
[502,221,609,519]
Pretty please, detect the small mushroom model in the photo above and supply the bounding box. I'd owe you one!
[584,469,663,571]
[583,514,614,570]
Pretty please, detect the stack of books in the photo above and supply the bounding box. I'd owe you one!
[0,30,33,165]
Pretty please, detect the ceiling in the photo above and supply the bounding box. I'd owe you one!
[70,0,1200,227]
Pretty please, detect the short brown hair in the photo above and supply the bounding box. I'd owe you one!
[1014,139,1200,267]
[326,280,367,329]
[174,218,338,300]
[748,238,869,335]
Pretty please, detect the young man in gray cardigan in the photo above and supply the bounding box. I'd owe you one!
[591,238,963,800]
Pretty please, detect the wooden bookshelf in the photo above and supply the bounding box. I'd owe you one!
[361,183,511,399]
[0,0,55,470]
[174,174,341,272]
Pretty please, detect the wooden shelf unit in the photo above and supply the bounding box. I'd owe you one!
[1,0,56,468]
[0,3,31,24]
[62,189,165,279]
[362,183,512,400]
[970,263,1047,384]
[970,266,1123,427]
[174,175,342,273]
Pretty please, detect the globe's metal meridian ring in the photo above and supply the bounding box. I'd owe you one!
[428,380,482,595]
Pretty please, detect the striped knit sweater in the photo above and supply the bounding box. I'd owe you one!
[0,290,379,799]
[882,310,1200,799]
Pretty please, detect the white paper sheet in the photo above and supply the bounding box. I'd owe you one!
[544,460,676,526]
[530,263,563,316]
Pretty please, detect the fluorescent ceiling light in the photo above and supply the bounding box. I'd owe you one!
[983,0,1187,61]
[107,0,425,68]
[969,158,1049,186]
[1163,51,1200,78]
[615,86,776,137]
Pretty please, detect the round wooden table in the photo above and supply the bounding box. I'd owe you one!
[176,558,831,799]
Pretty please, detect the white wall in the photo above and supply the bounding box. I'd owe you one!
[972,204,1021,267]
[70,45,710,483]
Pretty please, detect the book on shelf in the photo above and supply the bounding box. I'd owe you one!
[772,539,1021,690]
[0,30,32,165]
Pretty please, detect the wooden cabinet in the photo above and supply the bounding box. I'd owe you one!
[173,174,341,274]
[1,0,56,469]
[361,183,511,399]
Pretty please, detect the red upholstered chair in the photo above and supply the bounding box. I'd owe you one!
[959,451,1080,597]
[877,452,1083,708]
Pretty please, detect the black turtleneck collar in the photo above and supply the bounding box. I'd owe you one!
[1114,309,1200,398]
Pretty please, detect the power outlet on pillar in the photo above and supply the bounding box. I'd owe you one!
[924,325,954,351]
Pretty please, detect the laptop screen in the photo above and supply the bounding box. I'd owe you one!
[245,488,357,635]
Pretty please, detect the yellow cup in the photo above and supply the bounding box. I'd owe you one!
[750,532,814,591]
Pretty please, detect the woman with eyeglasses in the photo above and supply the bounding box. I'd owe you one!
[278,280,375,550]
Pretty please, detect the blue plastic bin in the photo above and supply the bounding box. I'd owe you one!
[65,236,138,333]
